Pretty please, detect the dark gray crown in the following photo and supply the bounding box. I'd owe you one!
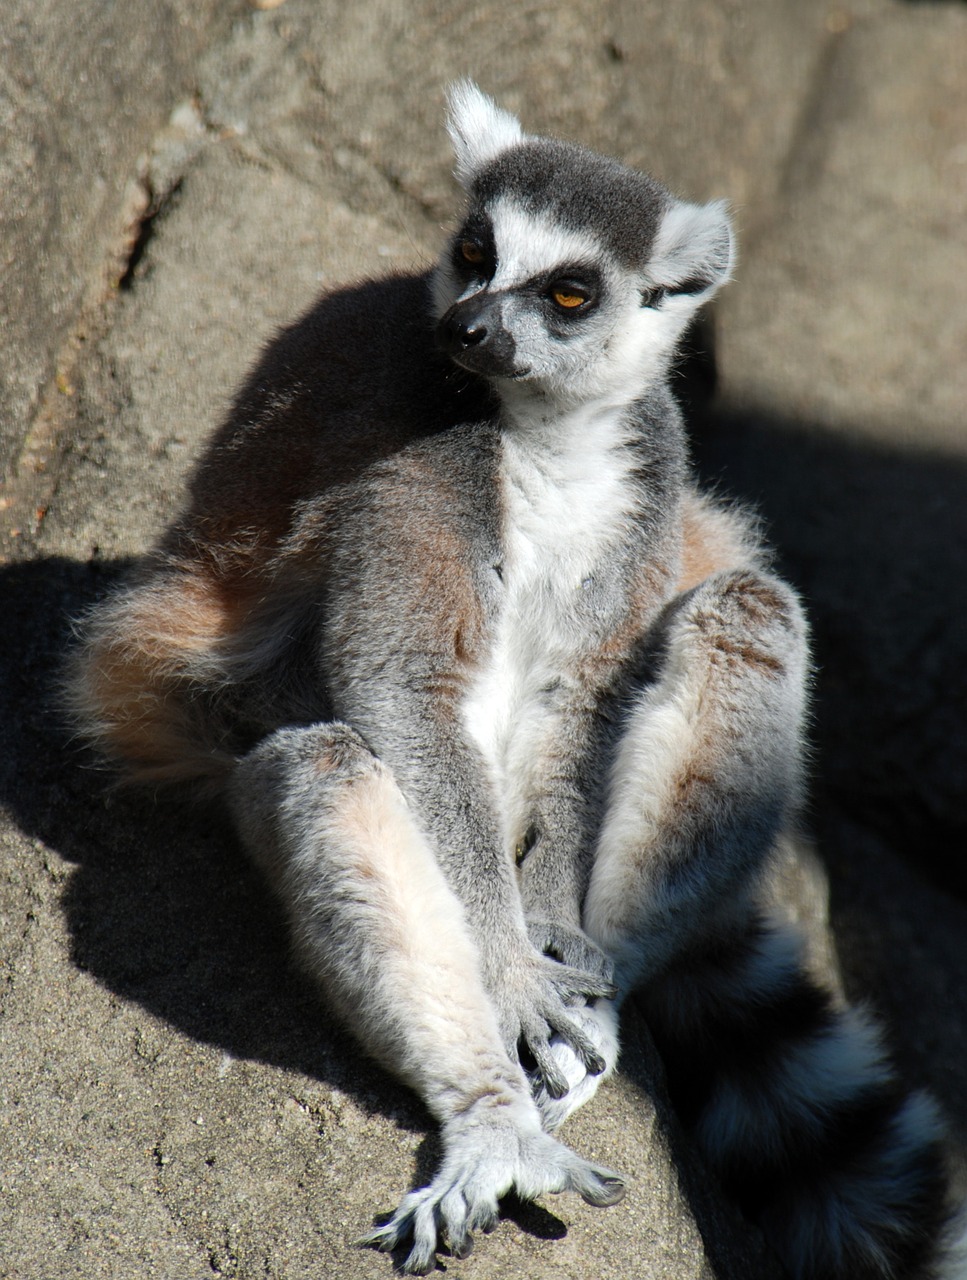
[469,139,670,270]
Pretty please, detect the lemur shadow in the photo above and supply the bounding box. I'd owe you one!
[3,395,967,1267]
[0,552,429,1126]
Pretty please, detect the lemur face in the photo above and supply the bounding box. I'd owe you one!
[433,84,734,407]
[435,198,631,390]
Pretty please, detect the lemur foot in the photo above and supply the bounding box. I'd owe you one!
[360,1097,625,1274]
[532,999,620,1132]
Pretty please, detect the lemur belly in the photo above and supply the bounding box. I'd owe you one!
[461,411,638,853]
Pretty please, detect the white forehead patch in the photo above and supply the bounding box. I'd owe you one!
[488,198,603,289]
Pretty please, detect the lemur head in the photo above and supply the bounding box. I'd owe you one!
[433,82,734,407]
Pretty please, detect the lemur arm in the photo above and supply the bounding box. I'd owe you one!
[512,676,620,975]
[328,668,613,1093]
[313,477,613,1093]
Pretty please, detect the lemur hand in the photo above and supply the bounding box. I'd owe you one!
[488,937,616,1099]
[526,917,615,986]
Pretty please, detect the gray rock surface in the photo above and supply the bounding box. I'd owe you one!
[2,2,966,1277]
[0,0,252,480]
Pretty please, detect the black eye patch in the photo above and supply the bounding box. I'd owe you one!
[451,218,496,279]
[548,282,592,311]
[532,263,603,318]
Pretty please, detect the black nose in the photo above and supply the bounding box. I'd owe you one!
[437,297,517,374]
[454,321,488,348]
[439,312,489,352]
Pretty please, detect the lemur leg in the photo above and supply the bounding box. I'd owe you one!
[534,567,806,1132]
[227,724,625,1276]
[573,571,948,1278]
[583,567,809,989]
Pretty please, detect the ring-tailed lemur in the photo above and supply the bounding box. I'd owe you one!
[70,82,958,1278]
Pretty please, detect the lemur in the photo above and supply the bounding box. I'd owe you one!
[70,83,957,1278]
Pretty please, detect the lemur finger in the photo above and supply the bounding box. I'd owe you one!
[448,1224,474,1260]
[357,1214,407,1253]
[440,1188,473,1259]
[402,1242,437,1276]
[527,920,615,981]
[546,958,618,1004]
[465,1191,499,1234]
[401,1200,441,1276]
[522,1021,572,1099]
[563,936,615,983]
[574,942,615,984]
[568,1159,627,1208]
[544,1008,607,1076]
[357,1187,424,1253]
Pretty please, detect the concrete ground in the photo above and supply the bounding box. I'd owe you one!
[2,1,966,1276]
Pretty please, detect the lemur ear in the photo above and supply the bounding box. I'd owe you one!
[650,198,735,298]
[446,80,525,189]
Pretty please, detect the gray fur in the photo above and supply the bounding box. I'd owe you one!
[69,83,954,1277]
[471,139,671,269]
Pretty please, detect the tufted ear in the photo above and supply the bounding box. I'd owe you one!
[650,198,735,298]
[446,80,525,189]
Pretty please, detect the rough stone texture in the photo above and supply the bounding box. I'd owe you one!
[0,0,252,478]
[2,2,967,1277]
[716,5,967,446]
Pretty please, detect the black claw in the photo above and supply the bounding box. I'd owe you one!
[537,1049,573,1100]
[585,1050,606,1076]
[545,1075,569,1100]
[451,1233,474,1260]
[585,1174,627,1207]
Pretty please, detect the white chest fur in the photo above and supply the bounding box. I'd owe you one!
[461,400,639,849]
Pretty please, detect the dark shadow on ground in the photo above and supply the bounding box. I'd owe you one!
[688,401,967,894]
[686,397,967,1153]
[0,552,426,1134]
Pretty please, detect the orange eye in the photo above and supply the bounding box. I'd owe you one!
[460,241,485,264]
[551,288,587,309]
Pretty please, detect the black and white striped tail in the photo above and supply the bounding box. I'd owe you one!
[642,916,953,1279]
